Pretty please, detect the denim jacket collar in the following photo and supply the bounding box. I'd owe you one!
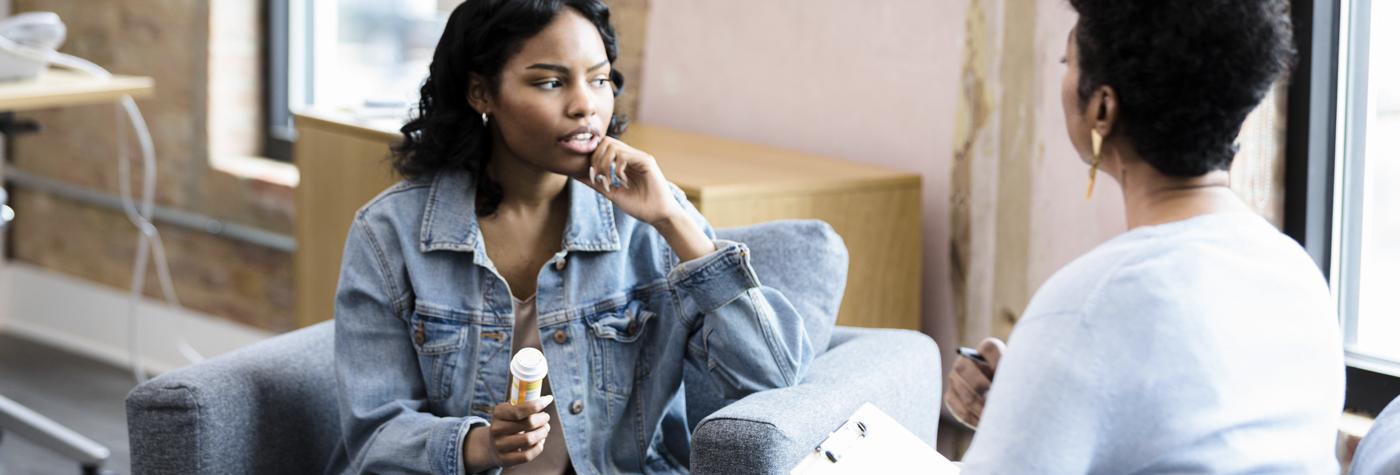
[418,170,621,257]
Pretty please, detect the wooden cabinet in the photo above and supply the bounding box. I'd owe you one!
[292,112,401,329]
[294,113,922,330]
[623,126,923,330]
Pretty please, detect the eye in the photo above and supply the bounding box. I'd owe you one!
[591,77,612,88]
[535,79,563,90]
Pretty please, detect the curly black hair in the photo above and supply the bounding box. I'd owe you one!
[1069,0,1295,177]
[392,0,627,215]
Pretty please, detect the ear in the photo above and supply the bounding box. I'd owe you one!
[1088,85,1119,139]
[466,73,492,115]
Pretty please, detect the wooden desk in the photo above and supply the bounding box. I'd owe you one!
[294,113,922,330]
[0,67,154,475]
[0,68,153,111]
[0,66,154,259]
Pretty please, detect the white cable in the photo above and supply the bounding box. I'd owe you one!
[0,35,203,383]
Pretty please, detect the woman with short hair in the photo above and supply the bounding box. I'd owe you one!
[946,1,1345,472]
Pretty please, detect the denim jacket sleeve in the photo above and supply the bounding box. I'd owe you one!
[334,216,493,475]
[663,185,815,400]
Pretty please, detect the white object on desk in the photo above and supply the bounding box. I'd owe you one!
[0,12,65,81]
[791,403,959,475]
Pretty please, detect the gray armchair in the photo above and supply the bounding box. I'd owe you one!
[126,220,941,474]
[1351,396,1400,475]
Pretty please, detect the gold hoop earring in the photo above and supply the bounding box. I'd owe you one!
[1087,130,1103,199]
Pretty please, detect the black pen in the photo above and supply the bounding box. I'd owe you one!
[957,346,989,365]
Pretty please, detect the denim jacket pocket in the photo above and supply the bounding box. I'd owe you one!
[587,300,656,397]
[469,326,511,418]
[408,313,468,402]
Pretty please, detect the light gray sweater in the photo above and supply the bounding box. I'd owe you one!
[961,212,1345,474]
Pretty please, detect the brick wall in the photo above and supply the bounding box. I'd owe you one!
[10,0,294,331]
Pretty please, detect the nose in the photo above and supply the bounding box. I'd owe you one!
[565,81,597,120]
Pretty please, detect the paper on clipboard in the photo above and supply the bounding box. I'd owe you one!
[790,403,959,475]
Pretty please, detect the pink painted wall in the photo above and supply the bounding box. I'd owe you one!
[1026,0,1125,289]
[635,0,1131,374]
[637,0,968,349]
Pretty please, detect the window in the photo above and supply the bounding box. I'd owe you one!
[1335,0,1400,411]
[1289,0,1400,416]
[267,0,458,160]
[1337,0,1400,373]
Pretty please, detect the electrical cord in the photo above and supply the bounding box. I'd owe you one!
[0,35,203,384]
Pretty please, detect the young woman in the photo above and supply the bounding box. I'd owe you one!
[945,0,1345,472]
[326,1,812,473]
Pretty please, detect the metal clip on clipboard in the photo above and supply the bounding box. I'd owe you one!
[791,403,959,474]
[815,419,868,463]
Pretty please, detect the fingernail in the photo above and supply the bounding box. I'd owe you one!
[589,166,595,179]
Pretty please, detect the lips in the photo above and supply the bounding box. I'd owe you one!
[558,127,602,155]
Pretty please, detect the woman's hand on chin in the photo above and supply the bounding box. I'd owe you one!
[579,137,716,261]
[579,137,683,226]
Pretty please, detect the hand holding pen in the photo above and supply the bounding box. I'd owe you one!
[945,337,1006,430]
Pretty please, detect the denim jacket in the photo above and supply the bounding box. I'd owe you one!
[328,170,814,474]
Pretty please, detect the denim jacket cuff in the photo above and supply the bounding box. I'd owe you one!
[668,240,762,314]
[450,416,497,475]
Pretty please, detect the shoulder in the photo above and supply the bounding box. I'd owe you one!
[1027,213,1319,321]
[1020,231,1155,319]
[1022,213,1336,371]
[345,176,436,266]
[1090,214,1327,315]
[354,176,433,227]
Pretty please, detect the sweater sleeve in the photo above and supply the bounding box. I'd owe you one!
[958,310,1109,475]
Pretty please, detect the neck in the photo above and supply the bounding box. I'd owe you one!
[1112,155,1248,229]
[485,143,570,215]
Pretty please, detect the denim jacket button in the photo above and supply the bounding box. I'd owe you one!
[570,400,584,415]
[553,330,568,344]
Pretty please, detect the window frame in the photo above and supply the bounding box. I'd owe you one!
[1287,0,1400,416]
[263,0,306,162]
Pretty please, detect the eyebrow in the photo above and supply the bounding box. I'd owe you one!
[525,60,610,75]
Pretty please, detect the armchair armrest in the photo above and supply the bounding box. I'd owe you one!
[125,321,340,475]
[690,326,941,474]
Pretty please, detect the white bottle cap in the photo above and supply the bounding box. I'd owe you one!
[510,347,548,382]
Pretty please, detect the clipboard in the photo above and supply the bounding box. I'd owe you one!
[790,403,960,474]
